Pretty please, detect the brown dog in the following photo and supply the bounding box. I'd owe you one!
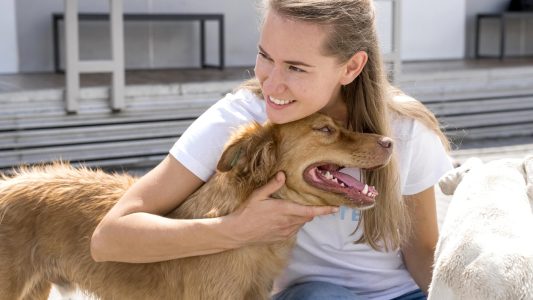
[0,113,392,300]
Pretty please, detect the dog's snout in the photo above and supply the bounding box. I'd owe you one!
[377,137,393,149]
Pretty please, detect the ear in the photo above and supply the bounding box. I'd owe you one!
[217,139,245,172]
[339,51,368,85]
[216,123,278,182]
[523,155,533,201]
[438,157,483,195]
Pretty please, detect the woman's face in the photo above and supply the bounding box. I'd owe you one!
[255,10,349,124]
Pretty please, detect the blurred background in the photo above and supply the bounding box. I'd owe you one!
[0,0,532,172]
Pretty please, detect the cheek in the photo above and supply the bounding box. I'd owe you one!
[291,78,330,103]
[287,78,307,94]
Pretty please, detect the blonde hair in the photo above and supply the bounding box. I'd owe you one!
[241,0,449,250]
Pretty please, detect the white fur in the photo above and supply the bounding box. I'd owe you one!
[429,156,533,300]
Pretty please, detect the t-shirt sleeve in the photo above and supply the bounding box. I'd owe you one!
[402,120,454,195]
[169,90,265,181]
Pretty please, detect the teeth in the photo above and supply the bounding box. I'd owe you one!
[270,96,294,105]
[320,169,347,187]
[362,184,369,195]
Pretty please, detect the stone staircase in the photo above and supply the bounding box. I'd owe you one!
[1,64,533,172]
[0,81,240,171]
[399,65,533,147]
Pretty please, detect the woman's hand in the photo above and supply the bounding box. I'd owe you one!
[223,172,339,246]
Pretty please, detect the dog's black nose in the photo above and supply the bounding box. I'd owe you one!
[378,137,393,149]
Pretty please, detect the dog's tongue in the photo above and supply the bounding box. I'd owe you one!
[333,170,365,190]
[336,169,378,196]
[305,165,378,204]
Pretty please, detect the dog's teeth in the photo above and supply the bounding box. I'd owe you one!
[362,184,369,195]
[332,178,338,183]
[340,183,346,187]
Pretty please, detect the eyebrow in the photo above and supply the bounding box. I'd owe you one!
[258,45,315,68]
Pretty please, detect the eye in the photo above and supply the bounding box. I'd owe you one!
[257,51,272,62]
[315,126,334,134]
[288,65,306,73]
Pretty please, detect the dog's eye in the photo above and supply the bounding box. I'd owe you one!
[315,126,334,134]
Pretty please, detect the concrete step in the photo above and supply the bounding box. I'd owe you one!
[399,65,533,100]
[398,64,533,143]
[452,142,533,164]
[0,80,237,170]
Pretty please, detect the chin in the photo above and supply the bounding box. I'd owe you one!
[266,111,291,125]
[266,109,309,125]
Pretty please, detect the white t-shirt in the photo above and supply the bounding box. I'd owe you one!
[169,89,453,300]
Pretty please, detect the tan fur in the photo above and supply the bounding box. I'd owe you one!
[0,113,392,300]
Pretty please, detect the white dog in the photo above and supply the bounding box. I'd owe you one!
[428,156,533,300]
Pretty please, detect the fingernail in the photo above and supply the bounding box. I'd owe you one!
[332,207,339,213]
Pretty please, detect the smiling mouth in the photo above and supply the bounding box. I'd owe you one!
[269,96,296,106]
[303,163,378,205]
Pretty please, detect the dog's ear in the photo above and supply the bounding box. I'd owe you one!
[523,155,533,202]
[217,122,278,182]
[439,157,483,195]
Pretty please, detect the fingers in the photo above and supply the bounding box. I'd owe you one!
[251,171,338,219]
[286,202,339,219]
[249,172,285,200]
[236,171,338,244]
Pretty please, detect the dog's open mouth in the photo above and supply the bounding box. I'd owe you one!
[303,163,378,205]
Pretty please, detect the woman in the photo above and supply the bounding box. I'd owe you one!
[91,1,452,299]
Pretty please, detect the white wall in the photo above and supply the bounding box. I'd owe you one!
[0,0,19,74]
[14,0,487,72]
[401,0,466,61]
[15,0,260,72]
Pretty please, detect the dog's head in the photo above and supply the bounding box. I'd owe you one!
[439,156,533,203]
[217,113,393,209]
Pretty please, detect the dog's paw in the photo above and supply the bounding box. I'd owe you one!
[439,157,483,195]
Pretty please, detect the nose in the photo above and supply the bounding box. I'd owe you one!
[261,67,286,95]
[377,137,393,149]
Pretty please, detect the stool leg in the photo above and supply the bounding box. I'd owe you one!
[65,0,80,113]
[110,0,125,111]
[499,16,506,60]
[200,20,206,68]
[219,16,224,69]
[475,15,480,59]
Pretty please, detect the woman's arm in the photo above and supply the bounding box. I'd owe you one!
[91,155,230,263]
[91,155,337,263]
[401,186,439,294]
